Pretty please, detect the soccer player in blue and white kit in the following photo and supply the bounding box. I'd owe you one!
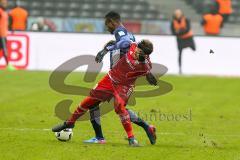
[84,11,158,145]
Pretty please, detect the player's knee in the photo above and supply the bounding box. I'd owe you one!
[80,96,99,109]
[114,107,120,114]
[115,106,127,115]
[127,109,138,122]
[118,110,130,123]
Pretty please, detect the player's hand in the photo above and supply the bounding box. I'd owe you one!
[95,48,108,63]
[104,40,116,50]
[146,72,158,86]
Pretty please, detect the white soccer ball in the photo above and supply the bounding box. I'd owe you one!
[55,128,73,142]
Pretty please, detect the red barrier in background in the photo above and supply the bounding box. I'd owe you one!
[0,33,29,69]
[123,21,142,34]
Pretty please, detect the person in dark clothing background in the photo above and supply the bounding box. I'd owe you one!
[171,9,196,74]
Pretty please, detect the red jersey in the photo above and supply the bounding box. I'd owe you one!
[108,43,152,85]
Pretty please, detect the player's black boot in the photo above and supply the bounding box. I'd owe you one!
[127,109,157,145]
[52,121,74,132]
[144,125,157,145]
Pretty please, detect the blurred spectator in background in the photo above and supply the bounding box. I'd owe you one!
[171,9,196,74]
[31,17,56,32]
[201,5,223,36]
[9,0,28,31]
[0,0,15,70]
[31,17,48,31]
[215,0,232,23]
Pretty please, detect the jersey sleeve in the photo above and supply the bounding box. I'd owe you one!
[145,58,152,74]
[106,28,131,51]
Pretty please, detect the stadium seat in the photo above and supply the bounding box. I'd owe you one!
[7,0,163,20]
[122,4,131,11]
[43,10,54,17]
[30,1,42,9]
[43,2,55,9]
[185,0,239,24]
[67,11,79,17]
[55,10,66,17]
[69,2,81,10]
[29,9,41,17]
[79,11,91,18]
[56,2,66,9]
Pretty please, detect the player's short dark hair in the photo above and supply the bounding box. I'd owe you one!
[105,11,121,22]
[138,40,153,55]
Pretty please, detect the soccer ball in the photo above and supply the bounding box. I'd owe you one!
[55,128,73,142]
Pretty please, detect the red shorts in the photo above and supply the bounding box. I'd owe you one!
[90,74,134,106]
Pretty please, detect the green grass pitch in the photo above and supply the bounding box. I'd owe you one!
[0,70,240,160]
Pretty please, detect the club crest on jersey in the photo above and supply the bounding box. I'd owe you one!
[118,31,125,36]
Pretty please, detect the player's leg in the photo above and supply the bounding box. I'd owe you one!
[128,109,148,129]
[176,39,183,75]
[68,97,101,125]
[116,106,136,146]
[113,92,139,146]
[83,75,113,142]
[127,109,156,145]
[190,38,196,51]
[52,96,101,132]
[0,37,8,65]
[116,105,133,138]
[83,104,106,144]
[90,105,104,139]
[1,37,16,70]
[178,49,183,75]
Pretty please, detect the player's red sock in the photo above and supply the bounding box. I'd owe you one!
[67,96,99,125]
[67,105,86,125]
[119,111,134,138]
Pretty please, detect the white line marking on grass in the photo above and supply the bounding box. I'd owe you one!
[0,128,51,131]
[0,128,240,137]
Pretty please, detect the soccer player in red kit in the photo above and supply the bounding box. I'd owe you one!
[52,40,154,146]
